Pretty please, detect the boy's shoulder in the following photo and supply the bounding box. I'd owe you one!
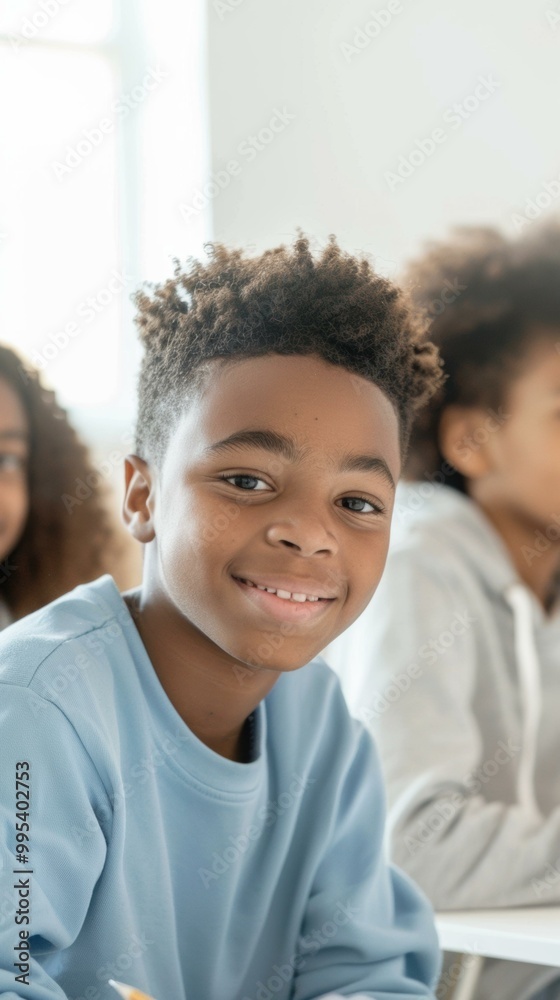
[0,574,128,693]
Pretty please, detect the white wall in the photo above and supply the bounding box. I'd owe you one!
[206,0,560,275]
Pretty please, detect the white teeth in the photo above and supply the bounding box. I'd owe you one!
[240,578,322,602]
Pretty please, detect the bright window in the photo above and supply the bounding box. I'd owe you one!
[0,0,210,435]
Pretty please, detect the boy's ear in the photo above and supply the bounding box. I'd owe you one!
[122,454,156,543]
[438,406,495,480]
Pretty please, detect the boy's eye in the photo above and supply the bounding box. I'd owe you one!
[219,475,385,515]
[220,474,269,491]
[339,496,385,515]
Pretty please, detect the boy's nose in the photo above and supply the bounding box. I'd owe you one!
[265,517,338,557]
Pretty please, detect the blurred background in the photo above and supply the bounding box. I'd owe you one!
[2,0,560,584]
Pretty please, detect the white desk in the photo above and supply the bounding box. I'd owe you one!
[435,907,560,999]
[436,906,560,967]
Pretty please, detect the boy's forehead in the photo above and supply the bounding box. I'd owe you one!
[169,353,401,473]
[198,352,387,405]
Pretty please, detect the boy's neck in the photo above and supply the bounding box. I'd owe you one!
[122,586,279,763]
[470,495,560,612]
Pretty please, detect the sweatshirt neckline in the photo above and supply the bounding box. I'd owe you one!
[94,575,267,798]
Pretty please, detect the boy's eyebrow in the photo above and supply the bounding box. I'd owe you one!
[203,429,396,490]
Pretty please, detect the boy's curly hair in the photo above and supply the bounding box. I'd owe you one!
[403,219,560,491]
[1,345,125,620]
[133,234,443,466]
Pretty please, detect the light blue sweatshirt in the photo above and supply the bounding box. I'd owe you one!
[0,574,440,1000]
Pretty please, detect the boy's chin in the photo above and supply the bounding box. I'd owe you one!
[237,645,328,674]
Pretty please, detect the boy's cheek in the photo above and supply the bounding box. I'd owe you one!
[348,557,389,620]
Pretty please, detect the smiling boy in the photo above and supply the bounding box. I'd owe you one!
[0,235,443,999]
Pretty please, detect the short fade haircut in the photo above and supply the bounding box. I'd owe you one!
[403,219,560,492]
[132,234,443,467]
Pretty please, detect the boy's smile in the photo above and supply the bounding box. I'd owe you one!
[123,353,400,759]
[232,574,336,623]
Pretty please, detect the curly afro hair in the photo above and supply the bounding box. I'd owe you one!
[132,234,443,467]
[0,344,126,620]
[403,219,560,491]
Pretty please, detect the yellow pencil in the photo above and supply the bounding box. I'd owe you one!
[108,979,156,1000]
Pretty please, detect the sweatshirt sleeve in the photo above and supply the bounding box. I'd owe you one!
[292,722,441,1000]
[333,547,560,911]
[0,686,110,999]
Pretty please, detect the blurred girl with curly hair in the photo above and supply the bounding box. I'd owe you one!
[0,342,127,624]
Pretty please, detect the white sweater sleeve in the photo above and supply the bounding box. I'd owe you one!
[327,549,560,911]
